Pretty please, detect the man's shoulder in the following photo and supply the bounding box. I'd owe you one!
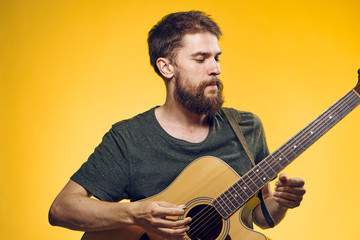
[111,107,157,132]
[220,107,262,125]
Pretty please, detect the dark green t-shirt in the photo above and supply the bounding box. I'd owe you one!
[71,107,269,202]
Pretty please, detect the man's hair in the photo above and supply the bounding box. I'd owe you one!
[148,10,222,78]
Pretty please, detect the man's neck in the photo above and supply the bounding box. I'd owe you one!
[154,101,210,143]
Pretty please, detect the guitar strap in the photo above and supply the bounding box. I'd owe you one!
[222,107,275,228]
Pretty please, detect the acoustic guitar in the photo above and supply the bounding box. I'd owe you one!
[82,71,360,240]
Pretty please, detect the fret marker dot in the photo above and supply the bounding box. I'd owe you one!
[244,187,247,189]
[256,169,259,172]
[310,131,314,134]
[234,194,238,197]
[294,145,297,148]
[279,158,282,160]
[329,116,333,119]
[263,177,266,180]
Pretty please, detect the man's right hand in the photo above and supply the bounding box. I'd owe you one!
[131,201,192,240]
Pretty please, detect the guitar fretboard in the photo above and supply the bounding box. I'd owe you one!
[213,89,360,219]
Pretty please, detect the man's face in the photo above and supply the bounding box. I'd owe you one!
[172,32,223,115]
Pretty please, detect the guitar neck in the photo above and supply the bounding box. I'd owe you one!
[214,86,360,219]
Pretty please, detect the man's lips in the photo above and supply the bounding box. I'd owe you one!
[205,82,219,92]
[206,84,218,88]
[206,79,220,87]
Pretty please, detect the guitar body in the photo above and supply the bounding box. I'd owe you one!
[82,156,269,240]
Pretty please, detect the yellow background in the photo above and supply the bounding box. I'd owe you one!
[1,0,360,239]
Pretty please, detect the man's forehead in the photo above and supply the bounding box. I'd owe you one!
[180,32,221,54]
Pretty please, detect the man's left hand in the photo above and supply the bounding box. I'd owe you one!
[273,173,306,209]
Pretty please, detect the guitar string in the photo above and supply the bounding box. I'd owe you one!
[182,90,360,236]
[189,184,248,237]
[213,90,359,218]
[186,206,222,238]
[189,211,223,239]
[186,205,216,233]
[180,201,226,237]
[186,201,237,239]
[184,192,238,237]
[188,197,243,239]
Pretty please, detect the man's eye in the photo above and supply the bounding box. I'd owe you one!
[195,59,205,63]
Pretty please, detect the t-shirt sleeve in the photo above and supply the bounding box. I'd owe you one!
[251,113,270,164]
[70,127,130,202]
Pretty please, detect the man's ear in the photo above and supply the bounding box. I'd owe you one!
[156,57,174,79]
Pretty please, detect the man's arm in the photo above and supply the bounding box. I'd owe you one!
[252,173,306,229]
[49,180,191,239]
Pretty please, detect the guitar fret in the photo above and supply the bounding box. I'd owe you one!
[229,185,245,203]
[290,134,308,157]
[266,154,283,173]
[238,178,253,196]
[350,91,360,108]
[347,91,360,109]
[343,92,359,112]
[263,159,278,175]
[231,183,248,204]
[277,148,290,163]
[272,150,287,166]
[254,164,271,183]
[344,101,352,111]
[250,168,266,185]
[246,172,260,190]
[323,109,337,129]
[300,129,315,147]
[256,164,270,179]
[223,190,237,211]
[242,175,260,192]
[269,154,284,171]
[216,195,232,217]
[293,134,306,151]
[304,127,315,143]
[342,96,355,112]
[283,141,298,160]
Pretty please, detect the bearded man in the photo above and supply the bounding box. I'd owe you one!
[49,11,305,240]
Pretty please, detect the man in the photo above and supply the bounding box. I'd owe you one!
[49,11,306,240]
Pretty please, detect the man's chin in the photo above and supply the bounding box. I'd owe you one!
[204,89,220,98]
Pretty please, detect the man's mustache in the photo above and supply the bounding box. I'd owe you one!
[204,78,223,91]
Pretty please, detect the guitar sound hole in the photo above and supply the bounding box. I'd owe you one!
[186,204,223,240]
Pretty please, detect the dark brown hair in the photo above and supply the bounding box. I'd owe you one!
[148,11,222,78]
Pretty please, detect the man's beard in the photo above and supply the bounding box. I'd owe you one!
[173,75,224,115]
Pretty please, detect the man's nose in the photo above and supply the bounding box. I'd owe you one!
[208,59,221,76]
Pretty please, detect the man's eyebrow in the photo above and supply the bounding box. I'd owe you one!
[190,51,222,57]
